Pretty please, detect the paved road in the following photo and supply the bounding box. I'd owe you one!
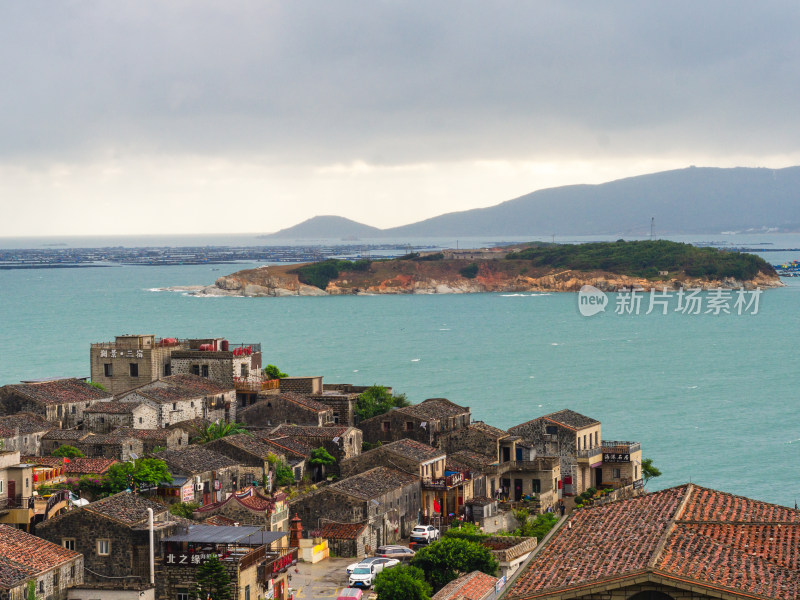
[290,557,377,600]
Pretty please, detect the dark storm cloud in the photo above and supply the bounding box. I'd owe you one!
[2,1,799,165]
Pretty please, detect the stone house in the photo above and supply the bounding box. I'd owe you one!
[40,430,94,457]
[310,390,361,426]
[193,488,290,534]
[0,523,84,600]
[36,492,183,584]
[154,446,260,505]
[265,425,362,470]
[118,375,236,428]
[0,414,55,456]
[204,434,282,482]
[158,525,295,600]
[289,466,420,547]
[169,339,262,390]
[438,421,514,457]
[254,437,309,483]
[90,334,187,395]
[318,522,372,559]
[508,409,602,496]
[76,433,144,462]
[238,393,334,428]
[0,379,111,429]
[359,398,471,446]
[277,376,323,395]
[83,402,159,434]
[107,427,188,454]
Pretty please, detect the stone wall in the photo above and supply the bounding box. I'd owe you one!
[438,427,502,457]
[77,438,144,462]
[339,446,431,479]
[278,377,323,395]
[310,393,358,426]
[170,353,250,388]
[239,398,329,428]
[90,345,173,396]
[359,413,435,446]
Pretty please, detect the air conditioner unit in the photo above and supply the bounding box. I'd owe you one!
[195,484,204,491]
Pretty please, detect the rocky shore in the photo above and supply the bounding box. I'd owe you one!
[161,262,783,297]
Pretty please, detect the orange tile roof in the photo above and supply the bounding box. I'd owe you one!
[503,484,800,600]
[0,524,80,590]
[319,522,368,540]
[433,571,497,600]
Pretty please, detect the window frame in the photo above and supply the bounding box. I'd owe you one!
[62,538,76,551]
[97,538,111,556]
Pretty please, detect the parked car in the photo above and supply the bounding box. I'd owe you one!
[410,525,440,543]
[336,588,363,600]
[346,556,399,575]
[375,545,416,561]
[348,558,399,589]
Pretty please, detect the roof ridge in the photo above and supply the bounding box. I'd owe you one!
[647,483,694,570]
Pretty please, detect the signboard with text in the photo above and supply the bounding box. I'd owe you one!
[603,452,630,463]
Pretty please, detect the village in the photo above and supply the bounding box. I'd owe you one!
[0,334,796,600]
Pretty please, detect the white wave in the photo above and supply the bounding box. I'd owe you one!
[411,358,420,362]
[353,369,359,372]
[439,328,451,331]
[551,343,559,346]
[687,385,698,389]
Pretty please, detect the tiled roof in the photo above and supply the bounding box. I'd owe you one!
[154,446,239,475]
[4,378,111,405]
[258,436,313,459]
[329,466,418,500]
[450,450,497,469]
[64,457,117,474]
[542,409,599,430]
[319,522,368,540]
[384,438,444,463]
[123,374,230,404]
[22,456,64,467]
[401,398,469,421]
[504,484,800,600]
[0,524,80,590]
[466,421,510,439]
[195,488,277,514]
[167,418,212,432]
[84,492,169,526]
[276,392,330,412]
[42,429,92,440]
[433,570,497,600]
[209,433,281,460]
[108,427,171,441]
[85,401,144,414]
[0,413,55,434]
[202,515,237,526]
[269,425,351,438]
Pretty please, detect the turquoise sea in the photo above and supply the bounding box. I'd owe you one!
[1,234,799,507]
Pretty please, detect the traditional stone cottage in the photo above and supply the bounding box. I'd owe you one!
[0,413,55,456]
[75,433,143,462]
[83,402,159,434]
[438,420,514,457]
[254,437,310,483]
[204,434,282,481]
[0,523,84,600]
[318,522,372,559]
[107,427,188,454]
[238,393,334,428]
[359,398,471,446]
[0,379,111,429]
[289,466,420,547]
[169,339,262,390]
[193,488,290,534]
[36,493,183,584]
[154,446,260,505]
[340,438,446,480]
[508,409,602,496]
[265,425,362,470]
[118,374,236,428]
[40,430,93,457]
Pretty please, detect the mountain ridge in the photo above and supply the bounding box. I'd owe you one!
[260,166,800,238]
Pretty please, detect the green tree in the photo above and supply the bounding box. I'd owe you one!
[105,458,173,493]
[459,262,479,279]
[267,453,295,487]
[191,422,250,444]
[27,580,36,600]
[641,458,662,485]
[191,554,231,600]
[375,565,432,600]
[309,447,336,468]
[354,385,411,421]
[411,538,498,591]
[88,381,107,392]
[52,445,84,458]
[263,364,288,379]
[169,501,201,519]
[503,511,558,540]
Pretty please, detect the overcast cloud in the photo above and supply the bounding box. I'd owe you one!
[2,1,799,236]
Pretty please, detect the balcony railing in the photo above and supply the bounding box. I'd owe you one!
[421,472,470,490]
[601,440,641,453]
[0,496,35,510]
[234,377,279,392]
[259,548,298,581]
[576,447,604,462]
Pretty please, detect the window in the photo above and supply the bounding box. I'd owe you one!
[241,364,248,378]
[635,465,639,479]
[0,480,3,493]
[190,401,194,408]
[129,363,139,377]
[545,425,558,435]
[584,434,588,449]
[62,539,76,551]
[104,363,113,377]
[244,585,250,600]
[191,365,200,376]
[612,468,621,479]
[97,539,111,555]
[531,479,541,493]
[164,364,172,376]
[70,566,75,579]
[595,431,599,446]
[201,365,209,378]
[177,589,189,600]
[382,421,390,432]
[39,581,44,593]
[139,417,143,424]
[53,571,59,587]
[172,403,177,411]
[405,421,414,431]
[100,417,105,424]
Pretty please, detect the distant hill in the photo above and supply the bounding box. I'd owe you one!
[264,166,800,238]
[260,215,383,239]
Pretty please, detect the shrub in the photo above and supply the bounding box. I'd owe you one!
[459,263,479,279]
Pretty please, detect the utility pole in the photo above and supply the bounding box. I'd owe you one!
[650,217,655,240]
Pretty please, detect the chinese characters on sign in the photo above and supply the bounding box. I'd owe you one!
[99,349,144,358]
[614,288,762,316]
[165,552,213,566]
[603,453,630,463]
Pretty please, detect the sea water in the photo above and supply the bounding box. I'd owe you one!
[1,235,799,507]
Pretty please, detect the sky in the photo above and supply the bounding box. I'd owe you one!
[2,1,800,237]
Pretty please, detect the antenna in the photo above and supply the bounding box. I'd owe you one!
[650,217,655,240]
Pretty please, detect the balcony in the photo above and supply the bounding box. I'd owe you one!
[601,440,641,454]
[257,548,298,582]
[421,471,470,490]
[234,377,280,393]
[576,446,603,465]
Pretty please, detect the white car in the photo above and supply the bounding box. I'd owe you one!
[345,556,399,576]
[410,525,440,543]
[348,558,399,589]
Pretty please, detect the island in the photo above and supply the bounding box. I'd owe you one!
[173,240,783,297]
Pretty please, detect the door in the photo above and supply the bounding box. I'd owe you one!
[7,480,15,507]
[595,467,604,488]
[514,479,523,501]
